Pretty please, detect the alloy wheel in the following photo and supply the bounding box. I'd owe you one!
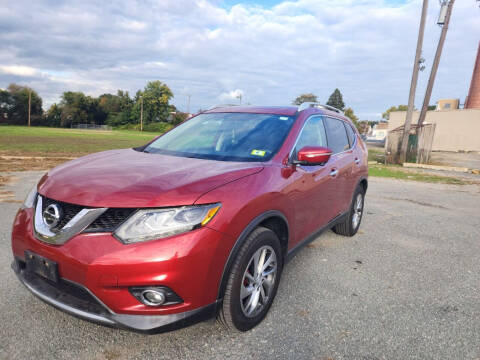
[352,193,363,229]
[240,245,277,318]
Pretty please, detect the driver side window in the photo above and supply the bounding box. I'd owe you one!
[293,116,328,158]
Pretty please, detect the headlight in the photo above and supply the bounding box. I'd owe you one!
[21,185,38,209]
[114,203,221,244]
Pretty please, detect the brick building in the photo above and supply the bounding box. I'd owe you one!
[465,41,480,109]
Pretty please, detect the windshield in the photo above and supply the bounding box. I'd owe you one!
[144,112,295,162]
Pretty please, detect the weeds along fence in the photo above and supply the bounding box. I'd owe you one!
[385,123,436,164]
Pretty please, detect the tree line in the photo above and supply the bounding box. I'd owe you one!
[0,80,188,131]
[1,82,418,132]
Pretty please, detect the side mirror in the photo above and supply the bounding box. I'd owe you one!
[295,146,332,166]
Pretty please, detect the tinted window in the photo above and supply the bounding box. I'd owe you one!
[344,122,356,147]
[325,117,350,154]
[294,116,327,157]
[144,112,295,162]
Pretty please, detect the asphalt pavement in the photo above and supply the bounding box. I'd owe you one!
[1,171,479,360]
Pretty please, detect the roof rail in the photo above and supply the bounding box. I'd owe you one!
[297,102,343,114]
[207,104,239,110]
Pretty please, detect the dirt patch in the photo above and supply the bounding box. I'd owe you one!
[0,174,19,186]
[0,190,14,200]
[0,156,72,172]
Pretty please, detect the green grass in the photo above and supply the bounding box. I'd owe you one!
[0,125,160,156]
[367,147,384,162]
[0,126,471,185]
[369,165,466,185]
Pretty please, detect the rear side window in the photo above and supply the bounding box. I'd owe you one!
[344,122,356,147]
[325,117,350,154]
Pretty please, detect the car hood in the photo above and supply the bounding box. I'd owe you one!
[38,149,263,208]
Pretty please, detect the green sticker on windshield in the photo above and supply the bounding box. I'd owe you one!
[251,149,266,156]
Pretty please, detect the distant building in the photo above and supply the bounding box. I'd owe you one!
[366,122,388,145]
[465,41,480,109]
[388,109,480,152]
[436,99,459,111]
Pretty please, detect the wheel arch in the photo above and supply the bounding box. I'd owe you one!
[216,210,290,301]
[358,177,368,193]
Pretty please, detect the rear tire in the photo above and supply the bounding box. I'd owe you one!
[218,226,283,332]
[333,185,365,237]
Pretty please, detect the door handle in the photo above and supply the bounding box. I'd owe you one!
[354,158,360,165]
[330,169,339,177]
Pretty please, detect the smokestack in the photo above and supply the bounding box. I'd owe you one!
[465,41,480,109]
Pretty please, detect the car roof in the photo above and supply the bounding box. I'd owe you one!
[205,106,298,116]
[204,105,348,119]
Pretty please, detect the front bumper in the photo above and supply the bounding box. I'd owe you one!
[12,258,217,332]
[11,207,235,332]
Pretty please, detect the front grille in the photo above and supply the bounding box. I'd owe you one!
[40,196,135,233]
[85,208,136,232]
[42,196,85,230]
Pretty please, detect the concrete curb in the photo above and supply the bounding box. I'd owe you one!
[403,162,478,174]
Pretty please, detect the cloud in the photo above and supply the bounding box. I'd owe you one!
[0,0,478,119]
[0,65,38,77]
[219,89,244,102]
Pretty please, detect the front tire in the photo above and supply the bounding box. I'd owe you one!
[218,226,283,332]
[333,184,365,237]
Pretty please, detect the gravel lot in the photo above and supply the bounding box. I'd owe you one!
[1,171,479,360]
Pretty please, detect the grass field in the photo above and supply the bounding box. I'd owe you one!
[0,126,159,157]
[368,164,467,185]
[0,126,473,185]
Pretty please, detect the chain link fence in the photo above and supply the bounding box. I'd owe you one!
[386,123,436,164]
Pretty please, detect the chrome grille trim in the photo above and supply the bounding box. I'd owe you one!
[34,196,107,245]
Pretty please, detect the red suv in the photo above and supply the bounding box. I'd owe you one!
[11,104,368,332]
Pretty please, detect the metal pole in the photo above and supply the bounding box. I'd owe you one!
[187,94,191,114]
[417,0,455,128]
[28,89,31,127]
[399,0,428,164]
[140,96,143,132]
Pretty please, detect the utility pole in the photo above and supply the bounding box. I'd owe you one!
[140,96,143,132]
[417,0,455,128]
[28,89,31,127]
[186,94,191,114]
[399,0,428,164]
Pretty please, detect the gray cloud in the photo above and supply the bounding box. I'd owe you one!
[0,0,478,119]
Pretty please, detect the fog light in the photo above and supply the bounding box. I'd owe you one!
[141,289,166,306]
[129,286,183,306]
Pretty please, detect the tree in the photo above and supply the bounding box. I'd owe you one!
[344,107,361,130]
[132,81,174,124]
[170,111,189,126]
[98,90,134,127]
[382,105,409,121]
[292,93,318,105]
[44,104,62,127]
[356,121,370,134]
[0,89,14,122]
[326,89,345,111]
[6,84,43,125]
[59,91,105,126]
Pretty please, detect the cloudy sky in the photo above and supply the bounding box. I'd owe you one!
[0,0,478,120]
